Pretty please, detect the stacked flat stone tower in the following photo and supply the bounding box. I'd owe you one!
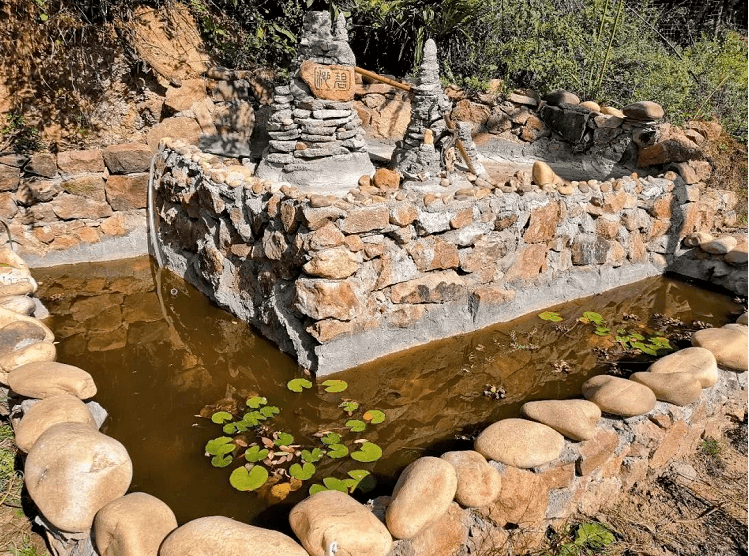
[256,12,373,192]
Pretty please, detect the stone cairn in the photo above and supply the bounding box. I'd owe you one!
[391,39,485,185]
[256,11,374,192]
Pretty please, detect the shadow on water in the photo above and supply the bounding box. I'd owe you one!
[34,257,743,530]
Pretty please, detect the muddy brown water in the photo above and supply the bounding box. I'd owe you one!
[34,257,743,530]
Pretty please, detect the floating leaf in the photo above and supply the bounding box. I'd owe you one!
[242,412,262,427]
[309,483,327,495]
[211,454,233,467]
[229,465,269,491]
[539,311,563,322]
[321,432,341,445]
[583,311,604,325]
[630,333,645,341]
[322,379,348,393]
[301,448,325,463]
[615,336,630,346]
[322,477,348,492]
[339,401,359,414]
[347,469,377,493]
[274,432,294,446]
[289,462,316,480]
[649,337,672,349]
[326,443,349,458]
[260,405,280,418]
[346,419,366,432]
[363,409,386,424]
[631,341,657,356]
[594,326,610,336]
[350,442,382,462]
[246,396,267,409]
[211,411,233,424]
[223,423,238,435]
[205,437,234,456]
[287,378,312,392]
[244,446,269,462]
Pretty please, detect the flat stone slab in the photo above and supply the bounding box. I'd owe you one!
[474,418,565,468]
[692,326,748,372]
[647,346,718,387]
[520,399,601,441]
[582,375,656,417]
[629,371,702,406]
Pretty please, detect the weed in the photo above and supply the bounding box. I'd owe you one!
[701,437,721,457]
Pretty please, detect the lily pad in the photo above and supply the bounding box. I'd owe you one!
[244,446,269,462]
[211,454,233,468]
[339,401,359,414]
[309,483,327,495]
[322,379,348,393]
[246,396,267,409]
[211,411,233,424]
[583,311,604,325]
[223,423,238,435]
[241,412,263,427]
[205,437,234,456]
[350,442,382,463]
[260,405,280,418]
[539,311,563,322]
[346,469,377,493]
[362,409,386,424]
[323,477,348,492]
[289,462,316,481]
[345,419,366,433]
[326,443,349,459]
[274,432,294,446]
[229,465,269,491]
[321,432,341,445]
[287,378,313,392]
[301,448,325,463]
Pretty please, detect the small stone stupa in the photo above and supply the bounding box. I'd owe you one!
[256,11,373,192]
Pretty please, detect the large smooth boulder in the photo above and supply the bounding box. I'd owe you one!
[692,327,748,372]
[15,394,97,453]
[7,361,97,399]
[474,418,565,468]
[159,516,308,556]
[629,372,702,406]
[0,295,36,316]
[0,308,53,341]
[25,423,132,532]
[440,450,501,508]
[289,490,392,556]
[520,399,601,441]
[623,101,664,120]
[0,341,56,375]
[94,492,178,556]
[0,320,47,355]
[647,347,718,387]
[385,456,457,540]
[582,375,656,417]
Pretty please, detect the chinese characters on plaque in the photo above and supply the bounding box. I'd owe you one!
[299,61,355,101]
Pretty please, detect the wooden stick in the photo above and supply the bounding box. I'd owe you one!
[443,113,477,175]
[354,67,412,92]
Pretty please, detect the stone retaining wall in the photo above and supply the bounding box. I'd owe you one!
[153,138,745,376]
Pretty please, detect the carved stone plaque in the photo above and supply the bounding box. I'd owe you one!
[299,61,355,101]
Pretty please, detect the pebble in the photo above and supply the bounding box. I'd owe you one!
[692,327,748,372]
[520,399,601,441]
[582,374,656,417]
[440,450,501,508]
[629,371,702,406]
[647,347,718,387]
[474,418,565,468]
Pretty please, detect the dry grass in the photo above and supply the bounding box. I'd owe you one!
[702,131,749,227]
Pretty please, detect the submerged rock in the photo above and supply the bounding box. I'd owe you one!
[582,375,656,417]
[474,418,565,468]
[440,450,501,508]
[14,394,97,453]
[520,399,601,441]
[647,347,718,387]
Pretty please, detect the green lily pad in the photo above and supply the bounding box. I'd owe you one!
[289,462,316,480]
[322,379,348,393]
[631,341,657,356]
[301,448,325,463]
[309,483,327,495]
[244,446,269,462]
[539,311,563,322]
[350,442,382,463]
[274,432,294,446]
[326,443,349,459]
[241,412,262,427]
[594,326,610,336]
[222,423,238,435]
[339,401,359,414]
[211,454,233,467]
[323,477,348,492]
[287,378,313,392]
[211,411,233,424]
[363,409,386,424]
[346,419,366,433]
[583,311,604,325]
[246,396,267,409]
[229,465,269,491]
[205,437,234,456]
[321,432,341,445]
[260,405,280,418]
[650,337,672,349]
[347,469,377,493]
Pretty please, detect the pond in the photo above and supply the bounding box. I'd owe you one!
[34,257,743,530]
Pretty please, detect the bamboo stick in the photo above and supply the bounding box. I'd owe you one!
[443,113,477,176]
[354,67,412,92]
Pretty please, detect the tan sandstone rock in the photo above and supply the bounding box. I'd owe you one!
[440,450,501,508]
[8,361,97,399]
[531,161,558,186]
[385,456,458,540]
[647,347,718,387]
[289,490,392,556]
[629,372,702,406]
[520,399,601,441]
[474,418,565,468]
[160,515,308,556]
[623,101,664,120]
[700,236,738,255]
[15,394,97,453]
[302,247,360,279]
[738,313,748,325]
[94,492,178,556]
[692,327,748,372]
[25,423,132,532]
[0,296,36,316]
[0,341,56,375]
[582,375,656,417]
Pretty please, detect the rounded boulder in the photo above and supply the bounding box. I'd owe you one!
[289,490,392,556]
[520,399,601,441]
[385,456,457,540]
[692,327,748,372]
[0,341,56,375]
[0,295,36,316]
[15,394,97,453]
[440,450,501,508]
[542,90,580,106]
[630,372,702,406]
[94,492,178,556]
[531,161,558,186]
[25,423,132,532]
[474,418,565,468]
[582,374,656,417]
[8,361,97,399]
[623,101,664,120]
[647,347,718,387]
[159,516,308,556]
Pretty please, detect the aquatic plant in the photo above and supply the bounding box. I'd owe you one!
[363,409,386,424]
[345,419,367,432]
[229,465,269,491]
[321,379,348,393]
[350,441,383,463]
[287,378,312,392]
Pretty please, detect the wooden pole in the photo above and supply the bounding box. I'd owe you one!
[354,67,412,92]
[443,113,477,176]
